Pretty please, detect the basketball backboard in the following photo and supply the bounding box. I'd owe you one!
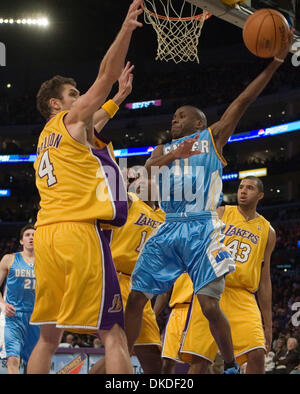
[186,0,300,51]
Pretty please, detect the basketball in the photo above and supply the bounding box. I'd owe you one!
[243,8,290,58]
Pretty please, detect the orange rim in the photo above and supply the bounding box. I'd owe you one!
[142,2,212,21]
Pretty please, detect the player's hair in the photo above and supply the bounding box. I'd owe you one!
[20,224,35,240]
[37,75,77,119]
[243,176,264,193]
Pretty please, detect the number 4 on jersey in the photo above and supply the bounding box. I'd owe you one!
[38,150,57,187]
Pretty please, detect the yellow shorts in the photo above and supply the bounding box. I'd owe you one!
[118,272,161,347]
[181,287,266,366]
[31,222,124,333]
[162,303,190,362]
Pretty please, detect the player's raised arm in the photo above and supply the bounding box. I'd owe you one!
[93,62,134,133]
[65,0,143,129]
[210,29,294,153]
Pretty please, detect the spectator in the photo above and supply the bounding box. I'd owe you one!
[58,333,79,348]
[93,338,102,349]
[274,337,300,374]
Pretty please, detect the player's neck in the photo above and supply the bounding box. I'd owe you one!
[237,205,258,221]
[22,248,35,260]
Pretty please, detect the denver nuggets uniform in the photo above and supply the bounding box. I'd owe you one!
[31,111,127,332]
[104,192,165,346]
[161,273,193,362]
[3,253,40,364]
[181,205,270,366]
[132,128,235,297]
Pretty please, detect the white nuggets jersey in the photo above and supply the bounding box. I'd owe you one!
[159,128,226,214]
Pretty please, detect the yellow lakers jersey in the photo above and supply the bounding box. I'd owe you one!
[109,193,165,275]
[222,205,270,292]
[34,111,127,228]
[169,273,194,307]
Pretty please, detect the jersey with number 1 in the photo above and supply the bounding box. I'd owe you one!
[222,205,270,292]
[108,193,165,275]
[159,128,226,214]
[34,111,127,228]
[4,253,36,313]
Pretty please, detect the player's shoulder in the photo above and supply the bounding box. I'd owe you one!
[0,254,15,268]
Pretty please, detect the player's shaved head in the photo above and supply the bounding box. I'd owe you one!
[181,106,207,129]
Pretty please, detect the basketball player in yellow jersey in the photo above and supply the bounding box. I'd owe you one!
[155,273,194,374]
[89,172,165,374]
[27,0,144,375]
[180,176,276,374]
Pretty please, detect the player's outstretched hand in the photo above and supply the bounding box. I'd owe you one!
[275,28,295,61]
[172,136,201,159]
[123,0,143,32]
[118,61,134,99]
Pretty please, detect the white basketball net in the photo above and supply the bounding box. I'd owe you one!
[143,0,209,63]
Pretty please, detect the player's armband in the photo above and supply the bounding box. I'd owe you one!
[101,99,119,118]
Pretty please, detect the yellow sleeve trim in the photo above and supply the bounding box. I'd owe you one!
[208,127,227,166]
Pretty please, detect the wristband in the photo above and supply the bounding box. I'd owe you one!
[101,99,119,118]
[274,57,284,63]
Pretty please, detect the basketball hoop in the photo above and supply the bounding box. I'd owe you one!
[143,0,212,63]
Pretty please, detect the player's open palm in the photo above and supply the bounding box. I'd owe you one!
[118,61,134,98]
[123,0,143,32]
[173,136,201,159]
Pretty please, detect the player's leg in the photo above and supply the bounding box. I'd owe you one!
[188,216,238,373]
[125,290,149,353]
[7,356,20,374]
[161,358,176,374]
[245,348,265,373]
[197,286,236,369]
[126,222,181,354]
[98,323,133,374]
[134,345,162,374]
[4,314,24,374]
[88,357,106,374]
[188,355,211,374]
[27,324,63,374]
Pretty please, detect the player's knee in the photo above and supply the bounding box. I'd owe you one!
[7,356,20,368]
[39,327,63,350]
[102,324,128,350]
[126,290,148,312]
[197,295,220,321]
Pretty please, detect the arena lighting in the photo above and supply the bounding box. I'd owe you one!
[0,17,49,27]
[125,99,162,110]
[239,168,267,179]
[0,189,11,197]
